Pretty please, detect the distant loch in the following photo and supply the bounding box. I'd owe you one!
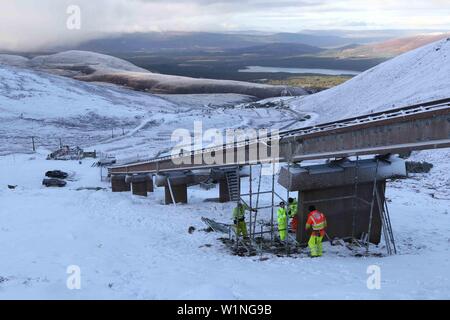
[239,66,361,76]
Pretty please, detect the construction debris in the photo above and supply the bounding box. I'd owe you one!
[47,146,83,160]
[201,217,231,234]
[47,146,97,161]
[202,217,302,257]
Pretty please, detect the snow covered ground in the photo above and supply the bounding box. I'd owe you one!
[1,38,449,299]
[0,150,449,299]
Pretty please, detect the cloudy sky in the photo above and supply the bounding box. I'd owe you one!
[0,0,449,51]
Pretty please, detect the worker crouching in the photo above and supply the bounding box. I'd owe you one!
[305,205,327,257]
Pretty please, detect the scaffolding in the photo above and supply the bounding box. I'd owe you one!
[225,155,397,257]
[224,160,302,257]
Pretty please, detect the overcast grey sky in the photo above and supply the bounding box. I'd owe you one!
[0,0,449,51]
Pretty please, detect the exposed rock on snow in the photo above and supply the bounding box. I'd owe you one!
[0,51,308,99]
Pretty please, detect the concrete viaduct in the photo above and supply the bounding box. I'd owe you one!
[108,97,450,246]
[109,97,450,200]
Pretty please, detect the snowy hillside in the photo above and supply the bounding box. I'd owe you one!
[283,37,450,123]
[0,51,148,73]
[0,54,29,67]
[0,51,308,99]
[0,64,310,156]
[0,64,174,155]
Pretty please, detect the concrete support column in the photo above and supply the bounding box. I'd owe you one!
[132,181,148,197]
[125,174,152,197]
[296,184,384,245]
[111,175,131,192]
[165,184,188,205]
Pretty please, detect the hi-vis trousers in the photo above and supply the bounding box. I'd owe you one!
[308,233,324,257]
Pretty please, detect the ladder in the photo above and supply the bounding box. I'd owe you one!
[225,168,240,202]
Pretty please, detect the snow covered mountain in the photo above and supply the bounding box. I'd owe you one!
[283,37,450,123]
[0,51,308,99]
[0,63,309,156]
[0,63,175,155]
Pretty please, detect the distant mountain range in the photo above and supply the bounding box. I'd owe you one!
[2,31,447,91]
[46,30,450,61]
[61,31,384,53]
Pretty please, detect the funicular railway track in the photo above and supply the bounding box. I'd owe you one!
[109,98,450,175]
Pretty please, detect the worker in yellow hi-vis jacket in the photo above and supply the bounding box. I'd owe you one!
[277,201,288,241]
[232,201,257,238]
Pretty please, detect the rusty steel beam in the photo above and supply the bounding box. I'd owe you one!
[109,99,450,175]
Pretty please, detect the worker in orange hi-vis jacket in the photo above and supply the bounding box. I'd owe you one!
[305,205,327,257]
